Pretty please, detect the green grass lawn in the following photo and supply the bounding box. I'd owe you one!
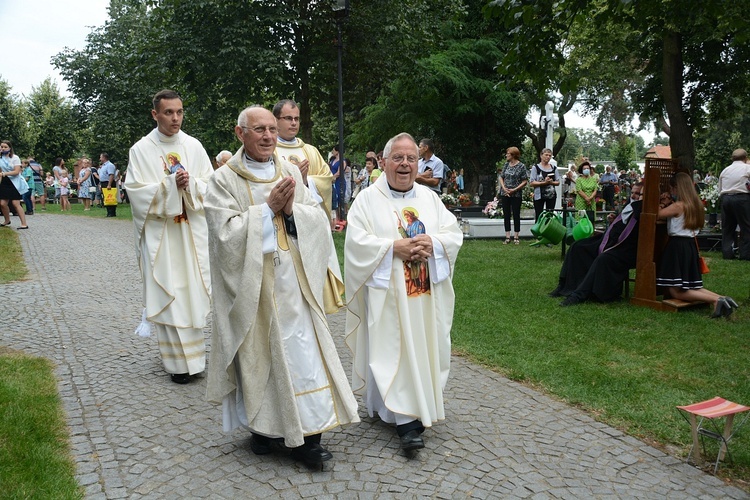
[0,348,82,499]
[453,239,750,482]
[36,200,132,220]
[335,231,750,483]
[0,228,27,282]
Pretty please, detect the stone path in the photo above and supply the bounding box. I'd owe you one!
[1,212,746,499]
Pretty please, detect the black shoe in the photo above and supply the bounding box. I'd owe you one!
[249,433,273,455]
[560,296,583,307]
[714,297,737,319]
[548,286,563,298]
[290,442,333,464]
[723,296,739,310]
[24,211,33,215]
[399,430,425,451]
[170,373,191,384]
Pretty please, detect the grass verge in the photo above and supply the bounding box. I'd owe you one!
[0,347,82,499]
[0,228,27,282]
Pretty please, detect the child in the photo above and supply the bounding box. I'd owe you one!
[59,169,71,211]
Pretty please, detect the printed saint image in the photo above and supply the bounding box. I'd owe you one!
[396,207,430,296]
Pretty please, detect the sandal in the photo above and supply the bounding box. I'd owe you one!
[504,238,511,245]
[514,238,520,245]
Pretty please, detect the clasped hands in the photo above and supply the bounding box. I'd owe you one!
[267,176,295,215]
[394,234,433,262]
[175,168,190,190]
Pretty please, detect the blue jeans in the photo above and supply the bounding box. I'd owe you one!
[22,189,34,213]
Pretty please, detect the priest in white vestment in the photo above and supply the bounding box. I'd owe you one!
[204,106,358,465]
[125,89,213,385]
[345,132,463,452]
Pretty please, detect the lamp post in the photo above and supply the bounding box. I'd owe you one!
[334,0,349,223]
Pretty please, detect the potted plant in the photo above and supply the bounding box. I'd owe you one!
[440,192,458,207]
[458,193,473,207]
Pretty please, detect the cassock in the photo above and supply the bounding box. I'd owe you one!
[276,138,333,215]
[204,149,358,448]
[125,129,213,375]
[345,174,463,429]
[559,200,642,302]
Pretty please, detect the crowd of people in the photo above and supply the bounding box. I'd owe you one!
[6,90,746,467]
[0,144,131,229]
[123,91,463,466]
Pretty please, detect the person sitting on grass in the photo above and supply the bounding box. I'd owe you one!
[551,182,643,306]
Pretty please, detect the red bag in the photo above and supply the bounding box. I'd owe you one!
[695,238,709,274]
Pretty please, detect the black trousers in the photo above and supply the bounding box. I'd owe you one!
[721,193,750,260]
[533,197,556,221]
[501,196,522,232]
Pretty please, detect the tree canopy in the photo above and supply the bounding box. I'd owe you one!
[484,0,750,171]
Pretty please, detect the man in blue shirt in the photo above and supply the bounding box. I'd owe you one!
[416,138,445,194]
[598,166,618,211]
[99,153,118,217]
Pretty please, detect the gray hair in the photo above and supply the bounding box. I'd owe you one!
[215,150,232,163]
[237,104,266,128]
[383,132,418,159]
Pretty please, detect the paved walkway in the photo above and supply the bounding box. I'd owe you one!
[2,212,746,499]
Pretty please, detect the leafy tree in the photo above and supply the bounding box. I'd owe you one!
[694,96,750,175]
[53,0,464,161]
[24,79,82,166]
[350,12,527,194]
[484,0,750,171]
[0,79,32,155]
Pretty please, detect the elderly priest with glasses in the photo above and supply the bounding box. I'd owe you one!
[204,105,358,466]
[345,132,463,453]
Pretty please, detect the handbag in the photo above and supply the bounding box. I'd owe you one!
[695,238,709,274]
[88,185,97,194]
[102,187,118,206]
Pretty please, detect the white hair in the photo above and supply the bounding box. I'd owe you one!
[383,132,417,159]
[215,150,232,163]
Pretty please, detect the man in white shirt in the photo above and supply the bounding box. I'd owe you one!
[718,149,750,260]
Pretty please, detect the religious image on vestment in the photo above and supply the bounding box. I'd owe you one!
[161,152,189,223]
[396,207,430,297]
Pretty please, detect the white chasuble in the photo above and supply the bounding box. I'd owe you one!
[125,129,213,374]
[205,150,359,448]
[345,174,463,428]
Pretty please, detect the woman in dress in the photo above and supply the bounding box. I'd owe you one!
[0,140,29,229]
[498,146,528,245]
[657,172,738,318]
[529,148,560,221]
[574,160,598,221]
[77,157,94,211]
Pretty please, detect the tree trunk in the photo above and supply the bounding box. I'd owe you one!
[662,32,694,172]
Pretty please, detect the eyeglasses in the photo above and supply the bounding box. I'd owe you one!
[241,125,279,135]
[278,116,300,123]
[387,155,418,164]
